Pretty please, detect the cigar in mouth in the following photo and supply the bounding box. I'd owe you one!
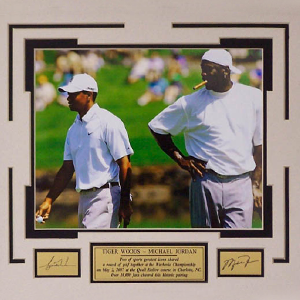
[193,80,208,90]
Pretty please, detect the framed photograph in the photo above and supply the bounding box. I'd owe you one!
[1,0,299,299]
[32,45,265,237]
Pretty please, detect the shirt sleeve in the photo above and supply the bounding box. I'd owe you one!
[148,97,188,136]
[105,118,134,161]
[63,131,73,161]
[252,89,263,146]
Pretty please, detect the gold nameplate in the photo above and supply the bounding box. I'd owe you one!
[218,249,264,277]
[35,249,80,277]
[91,244,207,282]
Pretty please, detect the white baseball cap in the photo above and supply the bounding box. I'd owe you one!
[202,49,242,74]
[58,73,98,93]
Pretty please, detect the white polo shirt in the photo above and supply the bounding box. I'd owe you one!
[64,104,134,191]
[148,83,262,175]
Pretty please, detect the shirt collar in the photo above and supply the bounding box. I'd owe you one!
[209,82,235,98]
[76,103,99,123]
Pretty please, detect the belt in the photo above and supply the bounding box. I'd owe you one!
[207,169,249,179]
[189,157,249,179]
[80,182,119,193]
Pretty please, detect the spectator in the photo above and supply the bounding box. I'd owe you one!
[81,50,105,78]
[138,69,168,106]
[149,51,165,74]
[53,54,70,82]
[127,51,150,84]
[164,73,183,105]
[249,61,263,89]
[164,54,184,104]
[35,75,56,111]
[35,50,46,74]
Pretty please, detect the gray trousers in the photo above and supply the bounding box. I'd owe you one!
[78,185,120,229]
[189,171,253,228]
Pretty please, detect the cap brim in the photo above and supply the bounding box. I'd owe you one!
[58,85,81,93]
[230,66,242,74]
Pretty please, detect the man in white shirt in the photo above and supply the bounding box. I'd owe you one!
[36,73,134,229]
[148,49,262,228]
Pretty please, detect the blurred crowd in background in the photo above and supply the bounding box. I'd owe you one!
[35,50,105,110]
[35,48,262,111]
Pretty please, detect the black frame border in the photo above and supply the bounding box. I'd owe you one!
[273,167,290,263]
[9,168,26,263]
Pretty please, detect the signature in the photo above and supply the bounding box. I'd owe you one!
[222,255,259,271]
[39,255,76,271]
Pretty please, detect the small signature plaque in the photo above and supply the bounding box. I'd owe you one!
[35,249,80,277]
[218,249,264,277]
[91,243,207,282]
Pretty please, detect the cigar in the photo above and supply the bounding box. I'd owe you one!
[193,80,208,90]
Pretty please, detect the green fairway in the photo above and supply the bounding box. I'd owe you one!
[35,218,191,229]
[35,217,262,229]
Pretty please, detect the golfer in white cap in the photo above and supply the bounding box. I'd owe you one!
[36,73,134,229]
[149,49,262,228]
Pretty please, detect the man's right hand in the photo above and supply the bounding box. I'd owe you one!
[177,156,206,180]
[36,198,53,222]
[148,129,206,180]
[118,195,133,227]
[35,160,74,223]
